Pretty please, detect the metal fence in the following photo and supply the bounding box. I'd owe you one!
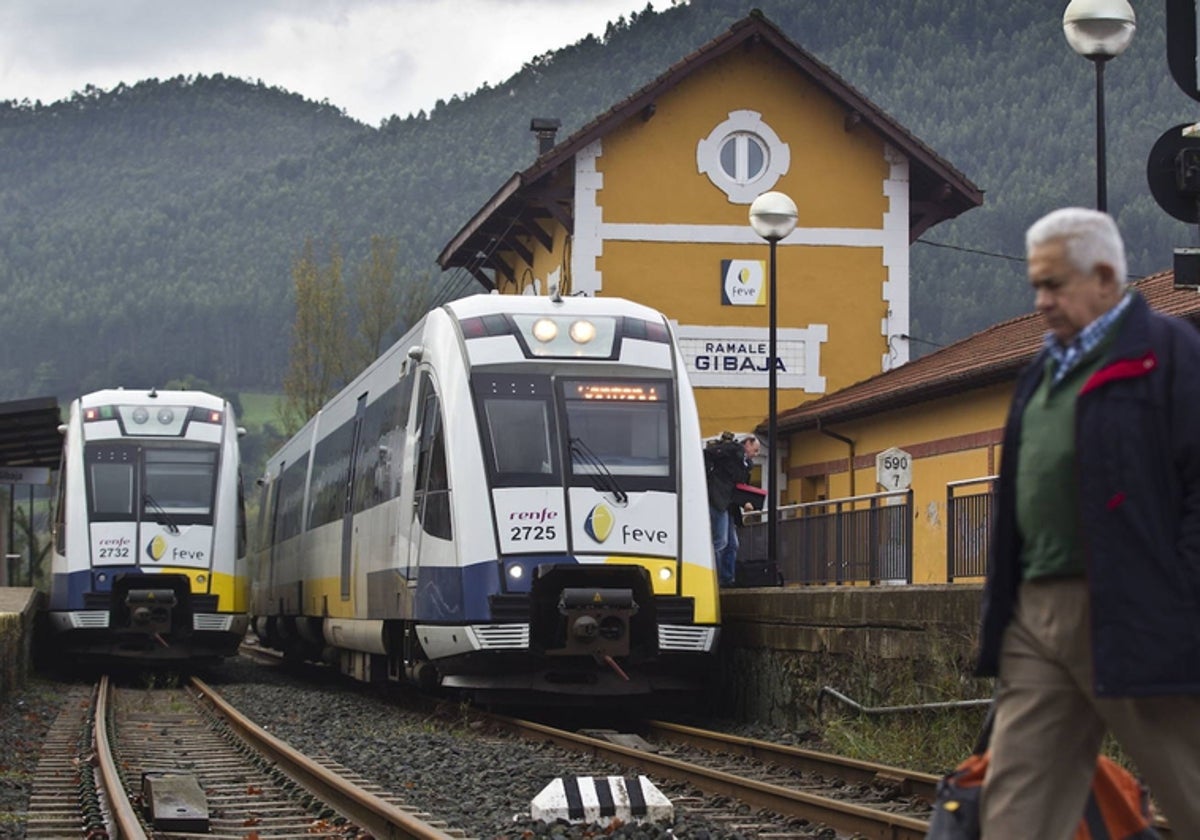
[737,490,913,585]
[945,476,996,581]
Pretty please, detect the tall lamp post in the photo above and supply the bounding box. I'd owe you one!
[1063,0,1136,212]
[749,191,798,568]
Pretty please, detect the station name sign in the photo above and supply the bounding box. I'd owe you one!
[673,324,828,392]
[0,466,51,485]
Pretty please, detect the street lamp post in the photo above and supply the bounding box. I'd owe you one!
[1063,0,1136,213]
[749,191,798,569]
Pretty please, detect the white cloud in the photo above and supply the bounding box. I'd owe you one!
[0,0,662,124]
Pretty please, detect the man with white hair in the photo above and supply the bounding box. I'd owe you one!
[977,207,1200,838]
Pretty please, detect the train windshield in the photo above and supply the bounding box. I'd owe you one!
[473,374,675,491]
[144,448,218,516]
[85,443,219,524]
[561,379,673,488]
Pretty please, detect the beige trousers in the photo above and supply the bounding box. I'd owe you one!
[981,577,1200,839]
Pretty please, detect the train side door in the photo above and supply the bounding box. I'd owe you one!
[340,395,367,600]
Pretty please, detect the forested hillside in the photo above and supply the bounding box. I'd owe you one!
[0,0,1193,403]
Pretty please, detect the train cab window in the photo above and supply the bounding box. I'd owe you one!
[487,400,554,476]
[86,444,136,517]
[472,373,560,487]
[561,379,674,491]
[144,447,217,520]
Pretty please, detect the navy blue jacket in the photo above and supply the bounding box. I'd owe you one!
[977,293,1200,696]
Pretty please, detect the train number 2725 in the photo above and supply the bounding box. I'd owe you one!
[510,525,557,541]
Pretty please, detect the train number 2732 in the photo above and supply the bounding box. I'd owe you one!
[97,546,130,559]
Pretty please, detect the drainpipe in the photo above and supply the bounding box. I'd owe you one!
[816,418,856,497]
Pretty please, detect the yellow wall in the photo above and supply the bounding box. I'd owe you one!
[784,383,1014,582]
[491,43,901,437]
[593,47,899,436]
[600,240,888,433]
[597,49,889,229]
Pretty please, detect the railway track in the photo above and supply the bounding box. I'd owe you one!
[23,675,469,839]
[480,712,933,840]
[227,647,1175,838]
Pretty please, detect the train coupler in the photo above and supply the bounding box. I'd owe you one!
[552,587,638,657]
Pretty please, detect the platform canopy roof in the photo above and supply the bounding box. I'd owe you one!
[0,396,62,469]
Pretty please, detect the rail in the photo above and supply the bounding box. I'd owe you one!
[94,675,149,840]
[739,489,913,584]
[190,677,459,840]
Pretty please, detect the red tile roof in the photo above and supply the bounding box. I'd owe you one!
[775,271,1200,432]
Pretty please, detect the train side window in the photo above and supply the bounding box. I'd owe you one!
[275,458,309,542]
[308,420,355,530]
[414,375,452,541]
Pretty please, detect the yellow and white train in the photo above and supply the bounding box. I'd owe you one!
[250,294,719,701]
[46,389,249,662]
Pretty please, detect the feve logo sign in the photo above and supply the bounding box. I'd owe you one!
[721,260,766,306]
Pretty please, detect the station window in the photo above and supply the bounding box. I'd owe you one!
[696,110,790,203]
[719,132,768,184]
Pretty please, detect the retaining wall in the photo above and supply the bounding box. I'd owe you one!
[715,584,990,728]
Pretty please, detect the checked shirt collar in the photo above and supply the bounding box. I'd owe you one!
[1043,291,1132,385]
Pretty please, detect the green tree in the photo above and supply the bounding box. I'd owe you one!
[280,237,349,434]
[351,235,403,371]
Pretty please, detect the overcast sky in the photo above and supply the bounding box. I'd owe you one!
[0,0,666,125]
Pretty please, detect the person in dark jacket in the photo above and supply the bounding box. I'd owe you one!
[977,208,1200,838]
[705,433,759,586]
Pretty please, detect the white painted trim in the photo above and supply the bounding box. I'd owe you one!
[696,110,791,203]
[572,139,604,296]
[880,144,910,370]
[599,223,887,247]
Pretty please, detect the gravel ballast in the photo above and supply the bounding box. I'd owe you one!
[2,657,821,839]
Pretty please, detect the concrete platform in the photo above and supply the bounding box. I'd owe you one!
[0,587,43,698]
[0,586,40,615]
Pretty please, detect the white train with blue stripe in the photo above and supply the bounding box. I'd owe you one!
[250,293,719,699]
[46,388,249,662]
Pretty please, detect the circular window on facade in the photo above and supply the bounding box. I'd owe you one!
[697,110,790,203]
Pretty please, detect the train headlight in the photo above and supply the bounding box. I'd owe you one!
[532,318,558,342]
[569,319,596,344]
[658,566,673,582]
[132,407,149,424]
[157,408,175,425]
[512,314,617,358]
[508,564,524,580]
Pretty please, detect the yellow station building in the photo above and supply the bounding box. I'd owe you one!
[438,11,981,440]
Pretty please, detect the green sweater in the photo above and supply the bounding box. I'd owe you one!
[1015,343,1111,581]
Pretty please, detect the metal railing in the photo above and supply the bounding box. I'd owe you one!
[738,490,913,585]
[945,476,996,581]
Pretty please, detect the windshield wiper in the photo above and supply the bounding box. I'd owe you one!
[568,437,628,504]
[143,493,181,535]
